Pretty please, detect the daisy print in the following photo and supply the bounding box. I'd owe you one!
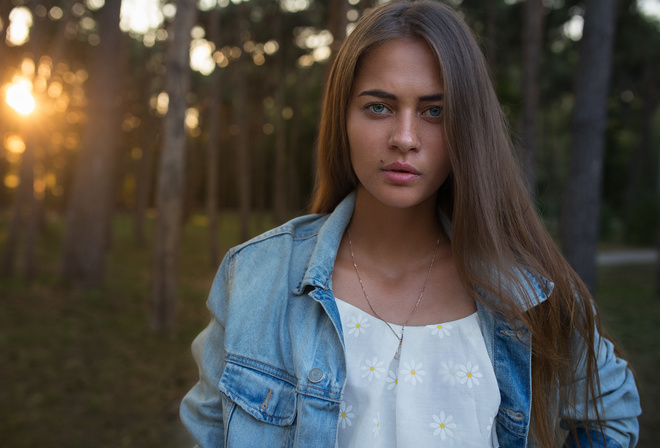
[431,322,453,338]
[486,417,494,434]
[386,369,398,392]
[361,356,385,381]
[346,314,370,337]
[338,402,355,429]
[439,360,458,386]
[431,412,457,440]
[457,361,482,388]
[373,412,381,438]
[401,360,426,386]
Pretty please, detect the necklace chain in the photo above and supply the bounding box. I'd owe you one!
[346,227,441,350]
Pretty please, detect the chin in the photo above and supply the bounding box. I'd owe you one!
[359,185,438,210]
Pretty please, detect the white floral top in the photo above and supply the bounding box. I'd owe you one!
[335,298,500,447]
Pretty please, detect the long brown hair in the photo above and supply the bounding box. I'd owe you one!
[311,1,608,445]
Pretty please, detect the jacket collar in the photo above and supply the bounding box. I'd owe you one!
[294,191,554,311]
[294,192,356,294]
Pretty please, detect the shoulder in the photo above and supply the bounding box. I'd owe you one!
[208,213,329,309]
[224,213,330,267]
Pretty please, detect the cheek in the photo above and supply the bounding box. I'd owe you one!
[348,131,374,168]
[346,117,367,161]
[347,117,381,154]
[346,113,362,147]
[347,130,373,180]
[428,129,449,162]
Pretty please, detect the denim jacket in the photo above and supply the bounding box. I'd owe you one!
[180,192,640,447]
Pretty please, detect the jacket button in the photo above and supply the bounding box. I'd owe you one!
[307,368,324,383]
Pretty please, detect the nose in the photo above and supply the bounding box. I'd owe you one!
[388,111,419,152]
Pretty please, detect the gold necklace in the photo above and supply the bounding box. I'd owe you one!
[346,227,441,355]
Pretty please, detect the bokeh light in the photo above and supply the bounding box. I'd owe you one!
[4,135,26,154]
[6,7,32,46]
[5,78,36,115]
[294,27,333,67]
[281,0,310,13]
[638,0,660,24]
[4,174,19,189]
[199,0,219,11]
[191,39,216,75]
[155,92,169,116]
[185,107,199,130]
[563,14,584,41]
[48,6,63,21]
[86,0,106,11]
[120,0,164,35]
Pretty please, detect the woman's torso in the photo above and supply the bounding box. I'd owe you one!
[335,297,500,447]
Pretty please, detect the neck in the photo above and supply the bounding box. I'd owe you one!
[348,187,448,264]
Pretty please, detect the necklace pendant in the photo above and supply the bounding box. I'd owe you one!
[394,337,402,360]
[346,227,441,365]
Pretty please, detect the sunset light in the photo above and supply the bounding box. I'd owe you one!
[4,135,26,154]
[6,6,32,46]
[5,78,36,115]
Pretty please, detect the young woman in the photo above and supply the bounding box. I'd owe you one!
[180,1,641,447]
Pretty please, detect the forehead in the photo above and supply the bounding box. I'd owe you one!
[352,38,444,94]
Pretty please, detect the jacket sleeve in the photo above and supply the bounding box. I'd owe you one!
[180,253,233,448]
[560,324,641,448]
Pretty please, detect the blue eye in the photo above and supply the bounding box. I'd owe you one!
[366,103,388,114]
[426,106,443,118]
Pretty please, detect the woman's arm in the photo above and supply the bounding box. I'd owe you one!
[180,254,233,447]
[560,325,641,448]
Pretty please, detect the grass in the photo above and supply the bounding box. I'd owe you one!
[0,211,275,448]
[0,212,658,447]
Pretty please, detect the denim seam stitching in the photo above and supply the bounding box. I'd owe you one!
[225,353,297,386]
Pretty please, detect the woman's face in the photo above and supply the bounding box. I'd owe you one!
[346,38,450,211]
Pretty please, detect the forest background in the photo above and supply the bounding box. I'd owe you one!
[1,0,659,446]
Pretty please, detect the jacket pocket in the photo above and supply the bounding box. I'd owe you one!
[219,360,297,426]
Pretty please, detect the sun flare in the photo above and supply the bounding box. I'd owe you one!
[5,79,36,115]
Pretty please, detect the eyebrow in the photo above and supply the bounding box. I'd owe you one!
[357,90,444,102]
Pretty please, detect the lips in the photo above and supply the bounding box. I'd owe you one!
[381,161,420,184]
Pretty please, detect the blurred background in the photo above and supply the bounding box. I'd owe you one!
[0,0,658,446]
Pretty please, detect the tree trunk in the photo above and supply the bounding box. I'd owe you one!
[625,64,659,227]
[559,0,619,292]
[272,6,288,224]
[288,67,311,212]
[60,0,123,287]
[183,137,203,222]
[46,0,75,64]
[132,43,159,248]
[634,66,660,294]
[235,1,251,242]
[2,1,47,280]
[521,0,544,193]
[150,0,197,334]
[2,126,35,278]
[485,0,498,73]
[253,100,266,230]
[133,116,156,247]
[0,2,12,62]
[23,0,50,281]
[206,5,221,267]
[325,0,349,80]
